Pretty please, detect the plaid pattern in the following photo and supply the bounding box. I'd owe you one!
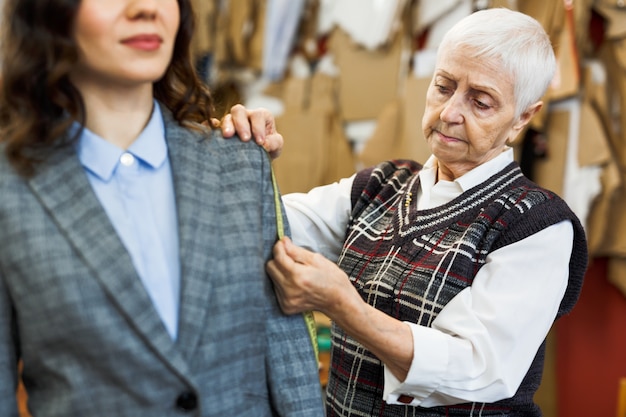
[0,105,324,417]
[325,160,587,417]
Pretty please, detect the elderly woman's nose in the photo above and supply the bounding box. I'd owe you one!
[440,94,464,124]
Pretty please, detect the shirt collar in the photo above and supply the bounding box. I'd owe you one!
[76,101,167,181]
[421,147,515,192]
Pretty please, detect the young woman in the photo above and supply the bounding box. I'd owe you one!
[0,1,322,416]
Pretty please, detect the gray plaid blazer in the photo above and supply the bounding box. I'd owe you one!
[0,106,324,417]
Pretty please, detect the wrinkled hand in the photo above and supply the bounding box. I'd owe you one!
[265,237,359,317]
[269,239,414,381]
[215,104,284,159]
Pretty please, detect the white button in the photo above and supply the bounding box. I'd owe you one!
[120,153,135,166]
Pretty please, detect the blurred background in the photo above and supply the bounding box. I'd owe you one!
[10,0,626,415]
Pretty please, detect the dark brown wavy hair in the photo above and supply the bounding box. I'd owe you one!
[0,0,215,177]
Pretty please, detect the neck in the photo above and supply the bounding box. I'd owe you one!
[75,82,155,149]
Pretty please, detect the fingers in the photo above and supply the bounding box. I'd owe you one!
[269,238,295,271]
[248,108,272,145]
[229,104,252,141]
[219,113,235,137]
[221,104,285,159]
[264,132,284,160]
[208,118,220,128]
[247,108,284,159]
[281,237,307,264]
[282,237,324,267]
[268,238,340,314]
[266,239,302,315]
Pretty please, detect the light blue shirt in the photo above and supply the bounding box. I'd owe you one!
[75,103,181,339]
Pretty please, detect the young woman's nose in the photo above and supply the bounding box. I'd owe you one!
[127,0,158,20]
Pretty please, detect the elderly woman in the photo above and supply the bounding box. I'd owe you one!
[266,8,588,417]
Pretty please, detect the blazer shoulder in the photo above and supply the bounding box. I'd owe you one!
[205,129,269,167]
[0,148,22,187]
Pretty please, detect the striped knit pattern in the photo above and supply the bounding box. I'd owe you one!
[325,160,587,417]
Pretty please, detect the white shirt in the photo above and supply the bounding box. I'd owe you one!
[283,148,572,406]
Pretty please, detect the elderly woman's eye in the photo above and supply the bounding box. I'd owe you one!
[474,99,490,110]
[435,84,451,94]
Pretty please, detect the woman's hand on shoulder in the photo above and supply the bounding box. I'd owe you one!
[215,104,284,159]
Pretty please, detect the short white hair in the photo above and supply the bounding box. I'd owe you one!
[439,8,556,118]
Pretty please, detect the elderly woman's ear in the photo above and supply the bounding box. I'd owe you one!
[507,101,544,145]
[515,101,544,132]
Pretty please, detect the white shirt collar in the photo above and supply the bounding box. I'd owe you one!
[417,148,515,210]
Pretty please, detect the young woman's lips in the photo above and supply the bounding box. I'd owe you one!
[122,34,162,51]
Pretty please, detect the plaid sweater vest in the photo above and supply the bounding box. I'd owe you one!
[325,160,587,417]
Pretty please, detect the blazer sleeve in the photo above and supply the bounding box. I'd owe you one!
[258,150,325,416]
[0,268,20,417]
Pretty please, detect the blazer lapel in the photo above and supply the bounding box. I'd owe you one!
[163,111,219,358]
[27,144,191,378]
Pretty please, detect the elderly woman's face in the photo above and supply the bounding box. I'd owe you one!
[421,45,527,180]
[71,0,180,89]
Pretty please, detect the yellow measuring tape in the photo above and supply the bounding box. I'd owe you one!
[268,154,319,361]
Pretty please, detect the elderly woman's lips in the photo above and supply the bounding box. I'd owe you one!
[436,131,462,142]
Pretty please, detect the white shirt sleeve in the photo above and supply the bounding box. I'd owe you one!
[283,175,355,262]
[383,220,573,406]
